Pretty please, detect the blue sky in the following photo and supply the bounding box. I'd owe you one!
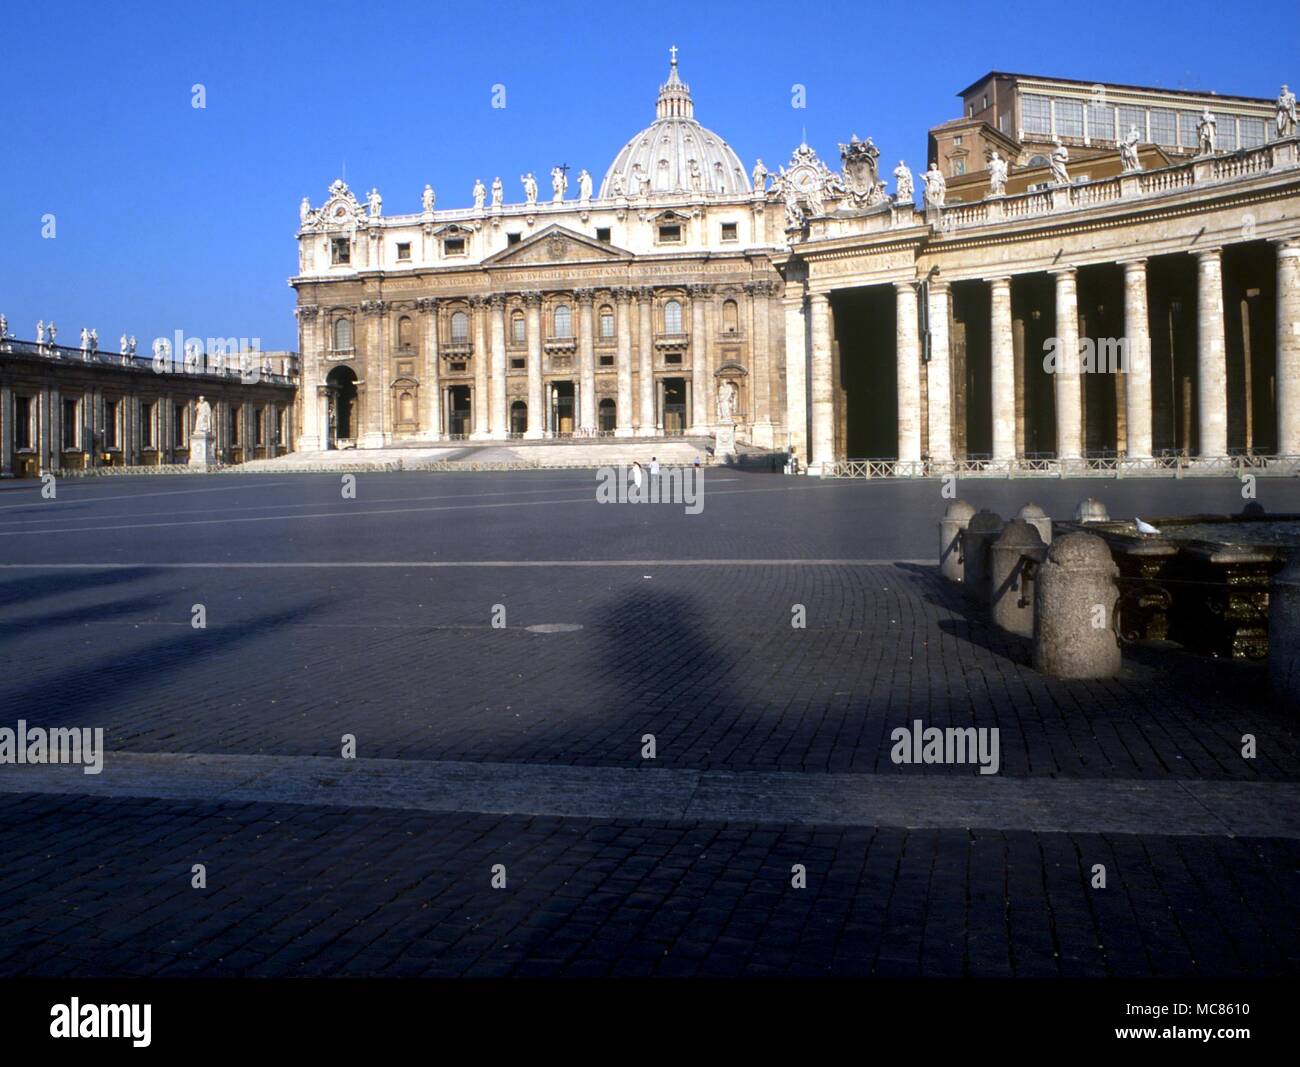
[0,0,1289,350]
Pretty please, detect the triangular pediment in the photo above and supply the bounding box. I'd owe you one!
[483,224,633,266]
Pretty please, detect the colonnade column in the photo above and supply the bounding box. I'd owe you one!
[989,277,1015,463]
[747,281,773,446]
[577,289,596,433]
[688,284,711,435]
[926,281,953,464]
[471,296,490,439]
[784,290,808,463]
[809,291,834,472]
[361,301,385,447]
[614,288,634,436]
[421,299,441,441]
[524,292,543,439]
[1275,239,1300,455]
[894,282,921,465]
[1122,259,1153,459]
[296,305,321,450]
[0,384,11,476]
[1196,247,1228,457]
[1052,268,1082,460]
[488,295,506,439]
[636,287,655,435]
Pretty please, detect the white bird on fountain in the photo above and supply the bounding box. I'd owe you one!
[1134,517,1161,536]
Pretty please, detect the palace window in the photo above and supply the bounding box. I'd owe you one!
[451,310,470,343]
[60,398,79,449]
[1150,109,1177,147]
[953,135,963,146]
[511,311,526,344]
[1054,99,1083,138]
[1087,102,1114,142]
[331,238,350,265]
[1240,117,1266,148]
[1218,115,1238,150]
[657,222,683,244]
[595,227,611,242]
[106,398,120,449]
[444,236,466,256]
[720,222,738,242]
[722,299,739,334]
[15,395,32,449]
[333,317,353,351]
[599,306,615,339]
[1021,94,1051,135]
[396,242,411,261]
[663,299,683,333]
[553,304,572,338]
[1118,106,1146,141]
[1179,111,1201,149]
[951,159,965,176]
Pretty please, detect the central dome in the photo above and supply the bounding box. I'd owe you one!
[600,52,751,199]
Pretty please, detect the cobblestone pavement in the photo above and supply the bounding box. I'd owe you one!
[0,471,1297,976]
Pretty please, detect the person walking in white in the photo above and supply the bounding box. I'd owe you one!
[649,457,660,478]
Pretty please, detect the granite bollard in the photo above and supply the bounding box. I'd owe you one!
[939,500,976,582]
[1033,531,1121,678]
[1074,497,1109,523]
[990,520,1047,637]
[1016,502,1052,545]
[962,510,1004,603]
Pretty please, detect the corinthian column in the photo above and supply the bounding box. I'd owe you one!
[989,277,1015,463]
[420,298,442,440]
[1122,260,1153,459]
[688,284,712,434]
[1196,248,1228,457]
[746,280,774,446]
[524,292,543,438]
[576,289,596,433]
[489,295,506,439]
[614,288,634,436]
[784,290,808,462]
[636,287,655,434]
[809,291,834,471]
[296,304,321,451]
[470,295,490,439]
[1278,239,1300,456]
[926,281,953,464]
[894,281,921,464]
[1052,269,1082,460]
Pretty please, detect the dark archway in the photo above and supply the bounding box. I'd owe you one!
[830,285,897,458]
[326,364,358,443]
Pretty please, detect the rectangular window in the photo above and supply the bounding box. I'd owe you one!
[1054,98,1083,138]
[1240,116,1266,148]
[62,397,79,449]
[106,399,120,449]
[15,396,32,449]
[511,316,526,343]
[1217,114,1238,150]
[599,354,614,367]
[720,222,738,242]
[657,223,682,243]
[1117,106,1146,143]
[1087,102,1114,142]
[953,135,963,146]
[1021,94,1051,135]
[142,402,156,448]
[1179,111,1201,149]
[331,238,350,265]
[595,227,611,242]
[396,242,411,261]
[443,237,466,255]
[507,232,522,245]
[449,361,467,372]
[1150,109,1177,147]
[952,159,965,176]
[510,357,525,370]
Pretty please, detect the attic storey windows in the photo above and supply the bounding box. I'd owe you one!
[444,236,467,256]
[396,242,412,261]
[657,222,683,244]
[331,238,351,265]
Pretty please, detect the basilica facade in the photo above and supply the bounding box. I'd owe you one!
[292,55,1300,475]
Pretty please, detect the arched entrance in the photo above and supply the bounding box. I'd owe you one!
[326,365,358,446]
[510,400,528,436]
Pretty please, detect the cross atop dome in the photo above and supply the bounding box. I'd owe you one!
[657,46,693,118]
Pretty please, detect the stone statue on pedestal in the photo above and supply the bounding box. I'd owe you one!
[422,184,436,213]
[1119,124,1143,172]
[194,395,213,434]
[522,173,538,205]
[472,179,486,210]
[1049,139,1070,184]
[36,320,45,345]
[367,188,382,216]
[893,161,913,202]
[988,152,1008,196]
[491,177,503,207]
[922,162,946,208]
[578,169,592,201]
[752,159,768,193]
[550,166,567,202]
[717,380,737,422]
[1197,109,1217,155]
[1277,85,1297,138]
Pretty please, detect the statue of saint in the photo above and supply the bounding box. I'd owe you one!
[490,177,503,207]
[90,328,98,352]
[1277,84,1297,138]
[921,162,946,208]
[36,320,45,344]
[893,161,913,202]
[688,158,702,191]
[194,396,213,435]
[1197,109,1217,155]
[752,158,768,193]
[472,179,486,210]
[610,171,625,196]
[1049,138,1070,184]
[299,197,311,223]
[79,327,90,355]
[422,184,436,213]
[367,187,382,216]
[782,182,804,229]
[717,381,738,422]
[0,314,7,340]
[578,169,592,201]
[988,152,1008,196]
[550,166,568,202]
[522,173,538,205]
[120,333,128,355]
[48,321,57,344]
[128,335,137,356]
[1118,124,1142,172]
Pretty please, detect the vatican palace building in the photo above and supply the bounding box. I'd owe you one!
[286,55,1300,476]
